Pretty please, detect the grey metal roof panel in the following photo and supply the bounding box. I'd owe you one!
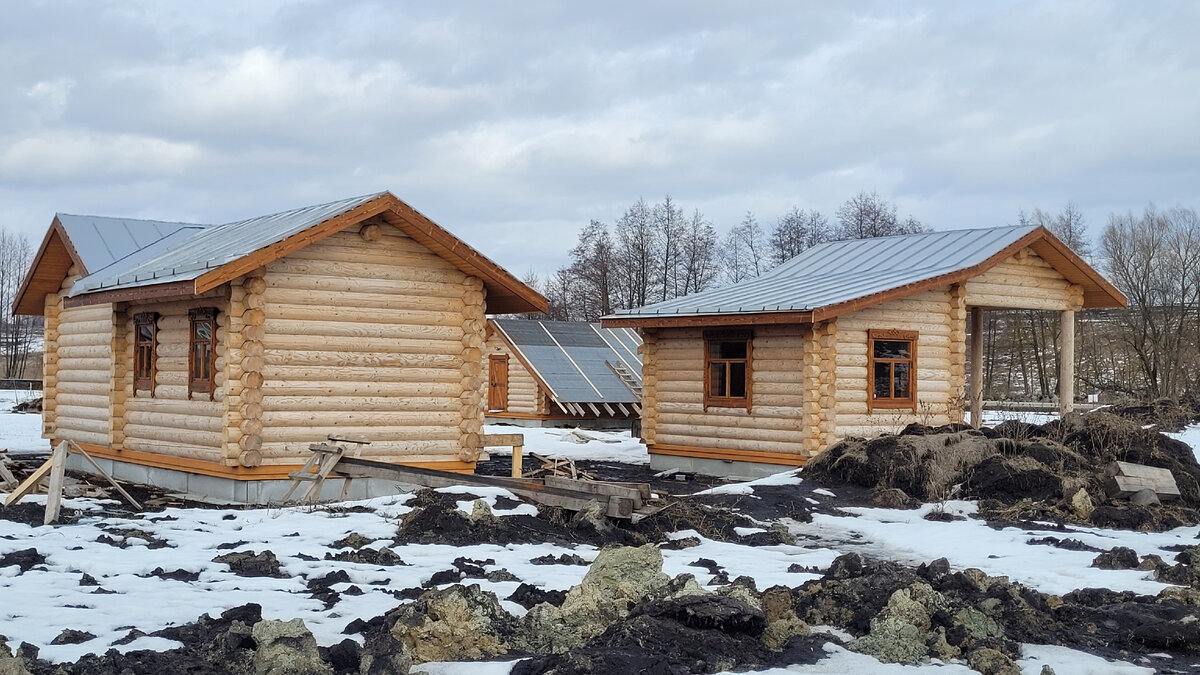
[610,225,1039,318]
[68,193,384,296]
[56,214,207,275]
[494,319,643,404]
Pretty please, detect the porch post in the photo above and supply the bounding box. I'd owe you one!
[970,306,983,428]
[1059,309,1075,415]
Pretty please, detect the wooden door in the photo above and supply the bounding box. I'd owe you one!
[488,354,509,411]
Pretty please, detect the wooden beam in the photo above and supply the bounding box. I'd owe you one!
[44,441,68,525]
[602,311,813,329]
[4,455,55,507]
[1059,309,1075,415]
[62,280,197,309]
[970,306,984,428]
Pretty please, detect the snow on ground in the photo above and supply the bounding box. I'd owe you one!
[483,424,649,464]
[976,409,1059,427]
[0,389,47,454]
[0,489,606,662]
[801,500,1200,596]
[1166,424,1200,463]
[692,468,803,496]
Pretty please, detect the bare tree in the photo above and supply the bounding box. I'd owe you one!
[723,211,766,283]
[769,207,830,265]
[835,191,926,239]
[614,198,658,310]
[679,209,720,294]
[653,196,686,302]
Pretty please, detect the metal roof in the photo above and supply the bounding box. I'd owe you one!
[55,214,208,276]
[609,225,1041,318]
[492,319,642,405]
[67,193,383,296]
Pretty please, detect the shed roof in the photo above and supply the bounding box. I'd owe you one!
[603,225,1126,328]
[491,319,643,407]
[15,192,547,315]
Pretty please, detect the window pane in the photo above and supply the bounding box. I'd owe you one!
[194,320,212,341]
[873,362,892,398]
[138,324,153,341]
[712,340,747,359]
[710,363,728,397]
[728,362,747,398]
[893,363,911,399]
[873,340,910,359]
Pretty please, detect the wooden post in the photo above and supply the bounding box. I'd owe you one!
[511,444,523,478]
[970,306,984,428]
[44,441,68,525]
[1059,309,1075,415]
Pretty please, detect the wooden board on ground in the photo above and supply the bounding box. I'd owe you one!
[3,455,54,507]
[44,442,68,525]
[1107,461,1180,500]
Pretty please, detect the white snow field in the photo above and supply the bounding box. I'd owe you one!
[2,393,1195,673]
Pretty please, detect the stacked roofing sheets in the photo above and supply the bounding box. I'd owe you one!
[492,319,642,412]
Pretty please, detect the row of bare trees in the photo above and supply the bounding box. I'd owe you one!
[0,229,40,379]
[539,191,924,321]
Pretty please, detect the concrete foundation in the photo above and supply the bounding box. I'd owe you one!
[649,453,800,481]
[65,453,423,505]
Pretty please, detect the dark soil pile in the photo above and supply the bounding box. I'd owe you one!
[804,412,1200,530]
[394,488,792,549]
[10,397,41,413]
[1104,396,1200,433]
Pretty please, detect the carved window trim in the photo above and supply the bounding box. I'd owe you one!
[867,328,918,412]
[703,329,753,411]
[188,307,219,400]
[133,312,158,396]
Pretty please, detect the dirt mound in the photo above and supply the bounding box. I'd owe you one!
[10,397,41,413]
[1104,397,1200,432]
[806,413,1200,530]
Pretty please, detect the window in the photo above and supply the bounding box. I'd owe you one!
[704,331,752,409]
[133,312,158,396]
[188,307,218,399]
[868,329,917,411]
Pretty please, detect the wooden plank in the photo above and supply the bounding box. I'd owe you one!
[1110,475,1181,500]
[44,442,68,525]
[511,444,523,479]
[543,475,645,507]
[4,456,54,506]
[67,441,142,510]
[481,433,524,447]
[1114,461,1175,481]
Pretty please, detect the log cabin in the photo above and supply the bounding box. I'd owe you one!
[484,319,642,429]
[12,192,546,501]
[602,225,1127,478]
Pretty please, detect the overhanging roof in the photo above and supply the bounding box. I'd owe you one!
[491,319,642,406]
[603,225,1126,328]
[15,192,547,315]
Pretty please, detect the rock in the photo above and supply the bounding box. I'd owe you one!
[569,501,614,537]
[1091,547,1140,570]
[389,584,515,663]
[325,547,405,566]
[850,583,945,664]
[331,532,374,549]
[508,583,568,609]
[1040,666,1057,675]
[1130,488,1160,506]
[250,619,332,675]
[631,594,767,635]
[467,499,495,523]
[1065,487,1094,519]
[763,615,810,650]
[50,629,95,645]
[516,544,670,654]
[660,536,701,550]
[968,646,1021,675]
[212,550,285,578]
[530,553,589,566]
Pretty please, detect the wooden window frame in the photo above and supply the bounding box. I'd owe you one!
[188,307,219,400]
[867,328,918,412]
[703,330,753,411]
[133,312,158,396]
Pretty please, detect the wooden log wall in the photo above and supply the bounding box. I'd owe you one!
[46,268,113,446]
[222,270,267,467]
[964,249,1076,310]
[834,288,955,439]
[256,222,478,466]
[483,331,545,415]
[948,283,967,424]
[648,325,808,457]
[802,320,837,454]
[640,331,658,444]
[121,291,228,463]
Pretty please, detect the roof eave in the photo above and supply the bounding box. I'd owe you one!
[12,216,89,316]
[601,310,815,329]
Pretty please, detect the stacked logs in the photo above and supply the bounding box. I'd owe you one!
[639,331,658,445]
[458,277,487,462]
[801,320,837,454]
[226,269,267,467]
[948,283,968,423]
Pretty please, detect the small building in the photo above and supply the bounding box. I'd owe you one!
[13,192,545,501]
[484,319,642,429]
[603,225,1126,478]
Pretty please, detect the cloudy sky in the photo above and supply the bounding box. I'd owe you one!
[2,1,1198,277]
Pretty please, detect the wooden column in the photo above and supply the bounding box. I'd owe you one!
[1059,309,1075,415]
[458,277,487,463]
[969,306,984,428]
[639,330,657,445]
